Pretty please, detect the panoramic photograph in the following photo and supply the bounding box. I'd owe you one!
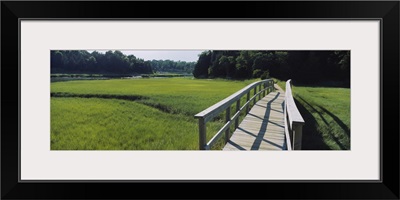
[50,50,350,150]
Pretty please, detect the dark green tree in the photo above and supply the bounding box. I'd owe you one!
[193,51,212,78]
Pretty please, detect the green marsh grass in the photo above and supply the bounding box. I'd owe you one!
[51,78,260,150]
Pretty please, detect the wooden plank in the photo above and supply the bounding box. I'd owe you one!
[225,107,231,143]
[235,100,240,128]
[242,118,284,124]
[225,137,283,150]
[229,134,284,143]
[223,88,286,151]
[198,118,206,150]
[230,130,284,139]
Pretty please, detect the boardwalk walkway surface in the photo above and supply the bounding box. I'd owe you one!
[223,85,286,150]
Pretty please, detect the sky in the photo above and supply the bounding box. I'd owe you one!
[88,50,204,62]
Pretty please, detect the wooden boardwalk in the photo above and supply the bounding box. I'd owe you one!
[223,85,286,150]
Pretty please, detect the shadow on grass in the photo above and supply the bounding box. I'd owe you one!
[293,97,330,150]
[290,80,350,88]
[317,106,350,138]
[296,96,349,150]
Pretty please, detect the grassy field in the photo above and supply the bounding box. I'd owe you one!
[51,78,258,150]
[275,79,350,150]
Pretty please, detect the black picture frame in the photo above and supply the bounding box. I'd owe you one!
[2,1,399,199]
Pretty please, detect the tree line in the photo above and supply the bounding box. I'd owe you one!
[51,50,195,75]
[148,60,195,74]
[193,50,350,86]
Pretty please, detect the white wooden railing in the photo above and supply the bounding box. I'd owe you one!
[194,79,275,150]
[284,79,305,150]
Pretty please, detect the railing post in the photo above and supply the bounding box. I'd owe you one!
[225,107,231,143]
[272,80,275,90]
[253,87,257,105]
[263,82,266,96]
[292,123,304,150]
[258,84,262,100]
[271,80,274,92]
[246,92,250,113]
[235,100,240,128]
[198,118,206,150]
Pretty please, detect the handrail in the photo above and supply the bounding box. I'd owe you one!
[194,79,275,150]
[284,79,305,150]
